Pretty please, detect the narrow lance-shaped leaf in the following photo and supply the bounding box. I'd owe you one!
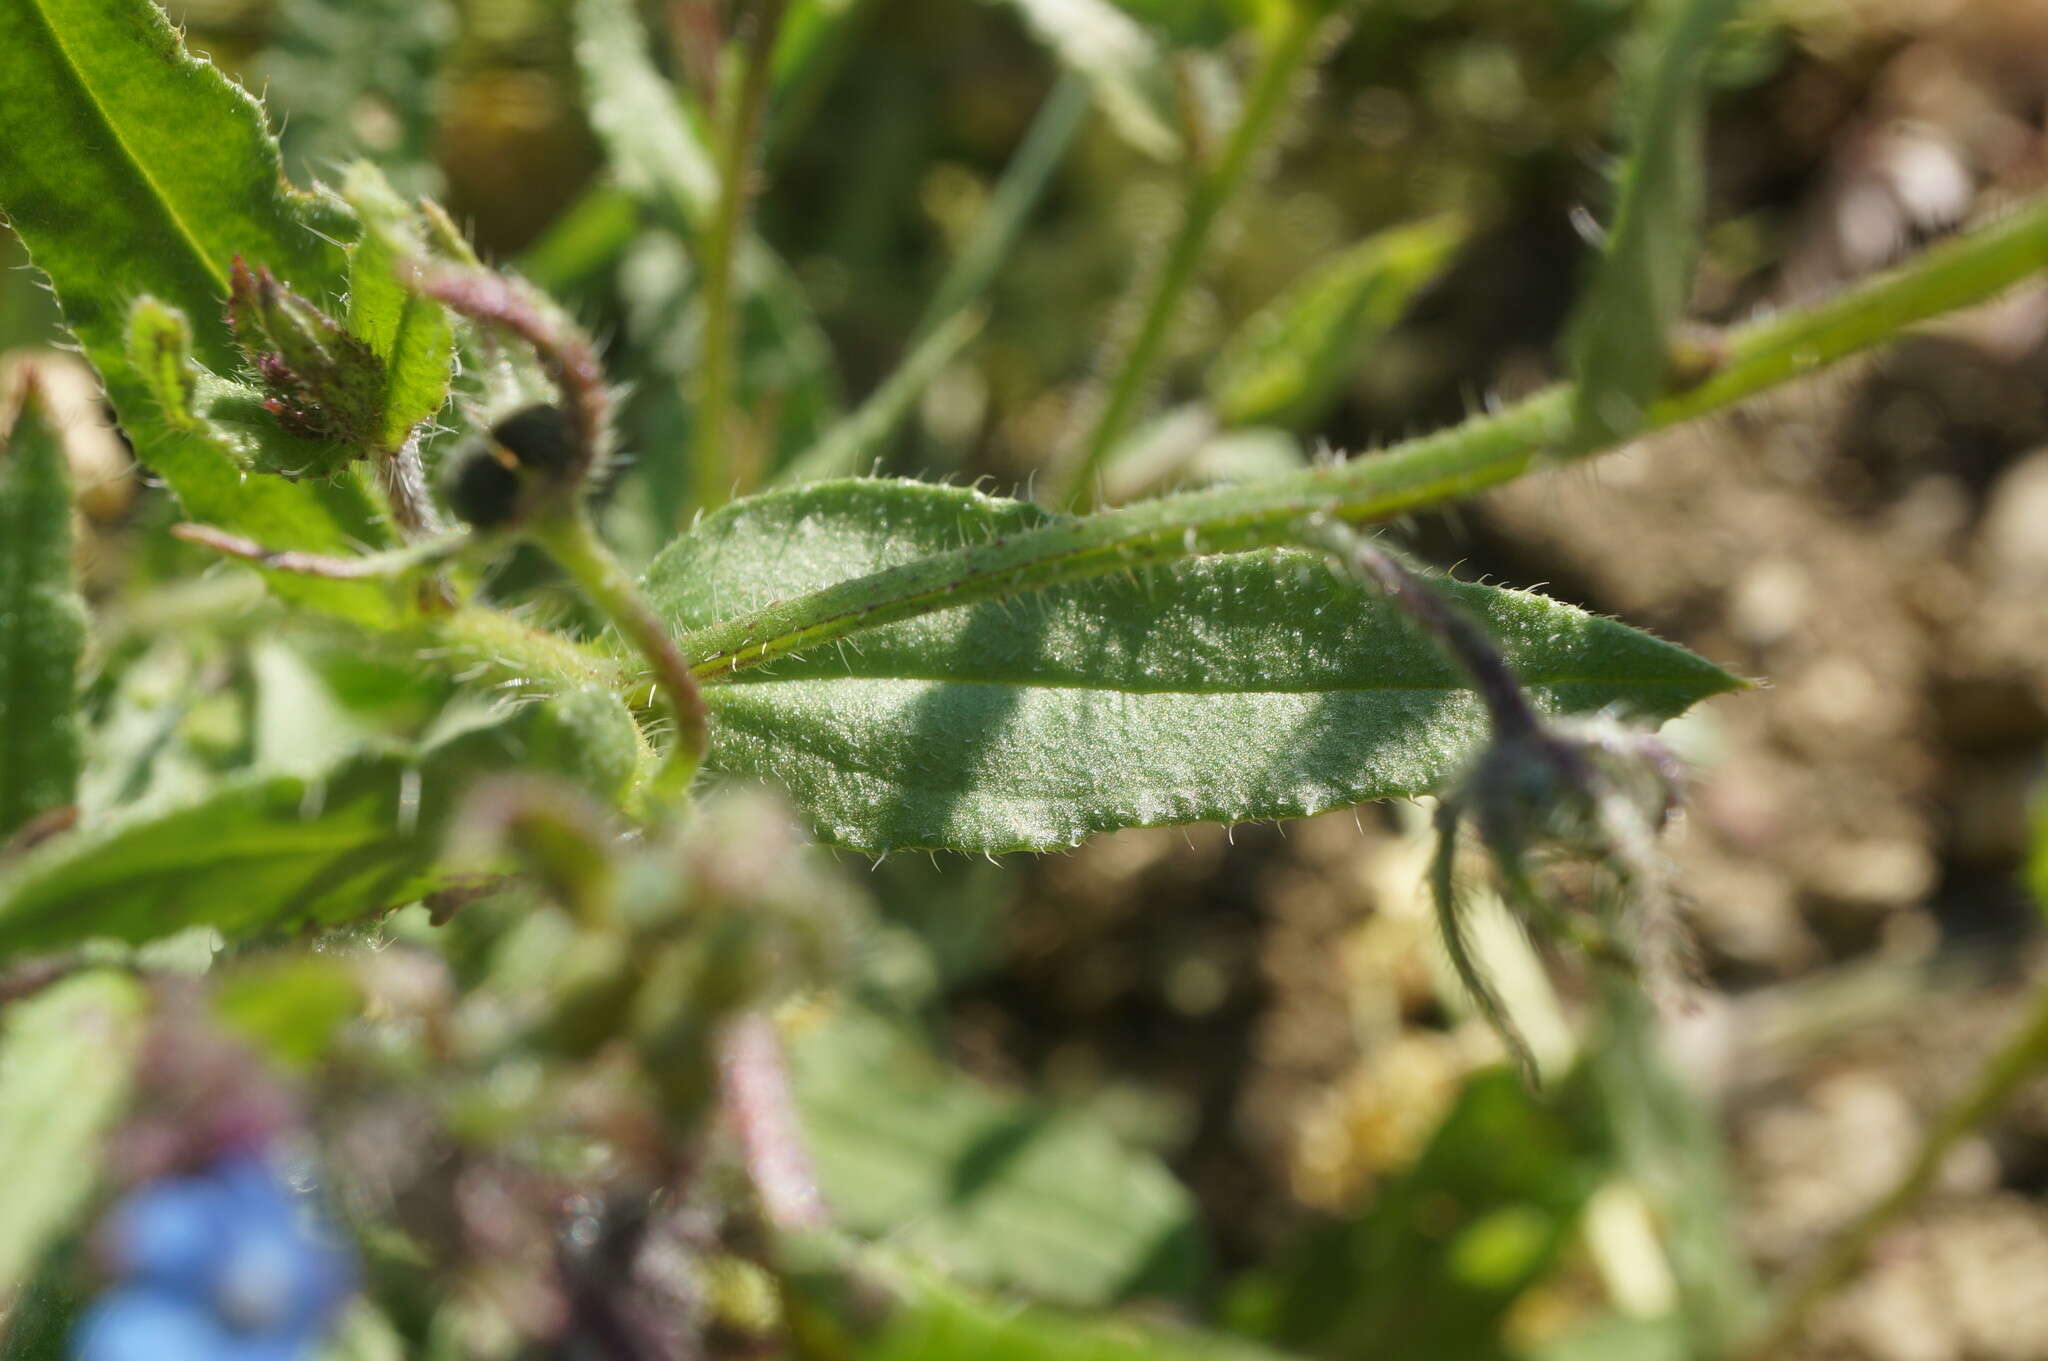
[647,480,1737,853]
[1565,0,1740,446]
[790,1008,1203,1306]
[0,971,148,1301]
[0,0,396,619]
[343,163,455,451]
[0,373,85,840]
[1207,214,1467,429]
[0,688,642,959]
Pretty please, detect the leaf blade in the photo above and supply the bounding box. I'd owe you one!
[0,374,86,839]
[649,480,1737,851]
[1565,0,1739,446]
[0,971,148,1300]
[0,0,396,618]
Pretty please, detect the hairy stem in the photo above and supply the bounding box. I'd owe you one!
[530,512,708,803]
[1057,6,1324,508]
[1736,978,2048,1360]
[676,195,2048,680]
[690,0,788,518]
[717,1011,828,1232]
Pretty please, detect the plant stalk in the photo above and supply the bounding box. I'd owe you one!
[1056,6,1324,508]
[1734,976,2048,1361]
[676,194,2048,679]
[530,511,708,803]
[689,0,788,519]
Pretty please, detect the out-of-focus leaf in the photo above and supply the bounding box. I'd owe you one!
[265,0,455,198]
[343,165,455,452]
[782,1233,1294,1361]
[1208,215,1468,429]
[1530,1315,1688,1361]
[647,481,1739,852]
[0,374,85,840]
[1235,1070,1611,1359]
[0,688,641,958]
[214,954,365,1072]
[1099,406,1308,503]
[516,185,642,298]
[1564,0,1739,446]
[790,1008,1202,1306]
[1108,0,1246,47]
[989,0,1183,160]
[0,972,147,1300]
[0,0,398,621]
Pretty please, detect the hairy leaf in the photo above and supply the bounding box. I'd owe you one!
[0,377,85,840]
[1208,215,1467,429]
[0,972,147,1299]
[648,481,1738,852]
[0,0,396,619]
[791,1009,1202,1306]
[0,689,641,958]
[344,164,455,451]
[1565,0,1739,446]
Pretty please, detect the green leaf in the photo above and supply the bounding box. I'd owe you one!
[989,0,1183,160]
[1208,214,1468,429]
[121,299,398,623]
[0,376,85,840]
[1235,1069,1611,1358]
[214,954,364,1072]
[790,1009,1202,1306]
[0,0,398,620]
[1564,0,1739,446]
[0,688,641,958]
[343,164,455,452]
[0,971,148,1299]
[783,1235,1294,1361]
[648,480,1738,852]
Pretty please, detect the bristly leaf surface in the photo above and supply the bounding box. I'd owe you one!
[0,380,85,840]
[0,0,396,620]
[647,480,1739,852]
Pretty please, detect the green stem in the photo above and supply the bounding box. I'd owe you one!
[689,0,788,519]
[677,194,2048,680]
[1735,977,2048,1361]
[1056,7,1323,508]
[529,512,708,803]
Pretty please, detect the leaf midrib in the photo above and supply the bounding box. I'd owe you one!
[22,0,229,297]
[708,670,1719,697]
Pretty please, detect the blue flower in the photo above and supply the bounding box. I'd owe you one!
[74,1153,355,1361]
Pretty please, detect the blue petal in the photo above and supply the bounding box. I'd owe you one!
[72,1290,228,1361]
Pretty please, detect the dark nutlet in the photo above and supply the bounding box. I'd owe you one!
[489,404,580,480]
[445,445,524,530]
